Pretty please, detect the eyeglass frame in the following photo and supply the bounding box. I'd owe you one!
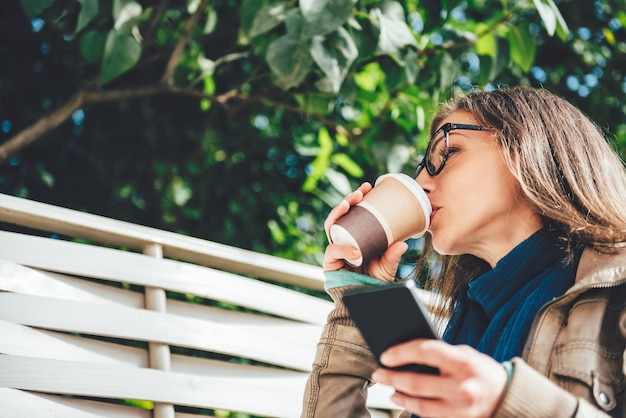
[414,122,492,177]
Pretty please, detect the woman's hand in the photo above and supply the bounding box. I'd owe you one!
[372,340,507,418]
[322,182,407,282]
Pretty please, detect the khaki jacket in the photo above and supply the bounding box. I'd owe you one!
[301,248,626,417]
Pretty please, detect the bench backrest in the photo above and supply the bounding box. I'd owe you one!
[0,193,402,418]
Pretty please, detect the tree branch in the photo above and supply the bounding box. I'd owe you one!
[142,0,170,49]
[0,83,254,165]
[189,51,250,88]
[0,91,85,164]
[161,0,212,85]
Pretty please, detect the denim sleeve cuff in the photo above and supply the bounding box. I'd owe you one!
[324,269,389,291]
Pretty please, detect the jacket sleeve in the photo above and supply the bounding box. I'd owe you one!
[301,270,386,418]
[301,321,377,418]
[492,358,612,418]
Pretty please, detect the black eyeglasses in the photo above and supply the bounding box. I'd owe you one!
[414,123,491,177]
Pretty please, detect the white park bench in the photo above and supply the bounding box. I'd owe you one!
[0,192,411,418]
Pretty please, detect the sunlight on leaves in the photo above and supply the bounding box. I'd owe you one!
[266,36,314,90]
[101,28,142,84]
[300,0,357,37]
[371,1,417,54]
[76,0,98,33]
[249,2,290,38]
[310,27,358,93]
[113,0,142,30]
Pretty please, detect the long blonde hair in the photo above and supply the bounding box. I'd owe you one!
[417,86,626,318]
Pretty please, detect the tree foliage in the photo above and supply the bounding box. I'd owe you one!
[1,0,625,267]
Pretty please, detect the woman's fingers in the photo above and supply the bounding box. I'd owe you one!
[373,340,507,418]
[365,241,408,282]
[381,339,465,373]
[324,183,373,238]
[380,241,408,268]
[322,243,361,271]
[324,199,350,238]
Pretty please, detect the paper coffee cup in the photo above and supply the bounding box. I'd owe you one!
[329,173,431,267]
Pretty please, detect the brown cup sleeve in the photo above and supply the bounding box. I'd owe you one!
[332,205,389,267]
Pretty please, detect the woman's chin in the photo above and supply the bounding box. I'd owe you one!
[431,239,454,256]
[430,234,465,256]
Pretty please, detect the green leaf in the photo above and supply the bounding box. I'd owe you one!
[203,6,218,35]
[545,0,570,41]
[266,36,314,90]
[76,0,99,33]
[508,24,536,72]
[346,16,379,60]
[403,48,419,85]
[310,27,358,93]
[325,167,352,195]
[336,131,349,147]
[239,0,264,43]
[20,0,55,17]
[438,52,458,94]
[475,24,497,59]
[80,30,107,64]
[354,62,384,92]
[478,37,510,84]
[478,54,494,86]
[616,10,626,28]
[37,165,55,188]
[113,0,142,31]
[300,0,357,38]
[100,0,143,84]
[532,0,556,36]
[267,219,287,244]
[302,127,333,192]
[285,7,303,36]
[371,1,417,54]
[331,153,364,177]
[123,400,154,409]
[249,2,290,38]
[200,75,215,111]
[294,94,334,115]
[100,27,142,84]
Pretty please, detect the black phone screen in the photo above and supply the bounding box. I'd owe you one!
[342,280,440,375]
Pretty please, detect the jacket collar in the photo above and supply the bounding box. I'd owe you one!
[572,246,626,291]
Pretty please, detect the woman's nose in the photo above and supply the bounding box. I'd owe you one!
[415,168,432,193]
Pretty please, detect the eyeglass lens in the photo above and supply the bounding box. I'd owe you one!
[426,128,448,175]
[415,123,489,177]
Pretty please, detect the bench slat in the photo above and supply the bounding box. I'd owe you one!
[0,292,318,371]
[0,231,332,325]
[0,193,325,291]
[0,355,398,416]
[0,387,149,418]
[0,259,144,307]
[0,320,148,366]
[0,355,308,417]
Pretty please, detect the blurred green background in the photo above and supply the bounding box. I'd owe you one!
[1,0,625,268]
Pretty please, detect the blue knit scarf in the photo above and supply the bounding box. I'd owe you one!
[442,228,579,362]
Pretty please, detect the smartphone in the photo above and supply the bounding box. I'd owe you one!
[342,280,440,374]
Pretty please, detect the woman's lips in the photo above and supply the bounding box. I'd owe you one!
[429,206,440,225]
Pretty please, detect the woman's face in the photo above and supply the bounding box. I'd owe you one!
[416,111,542,267]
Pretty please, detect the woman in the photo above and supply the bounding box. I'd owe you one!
[301,86,626,417]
